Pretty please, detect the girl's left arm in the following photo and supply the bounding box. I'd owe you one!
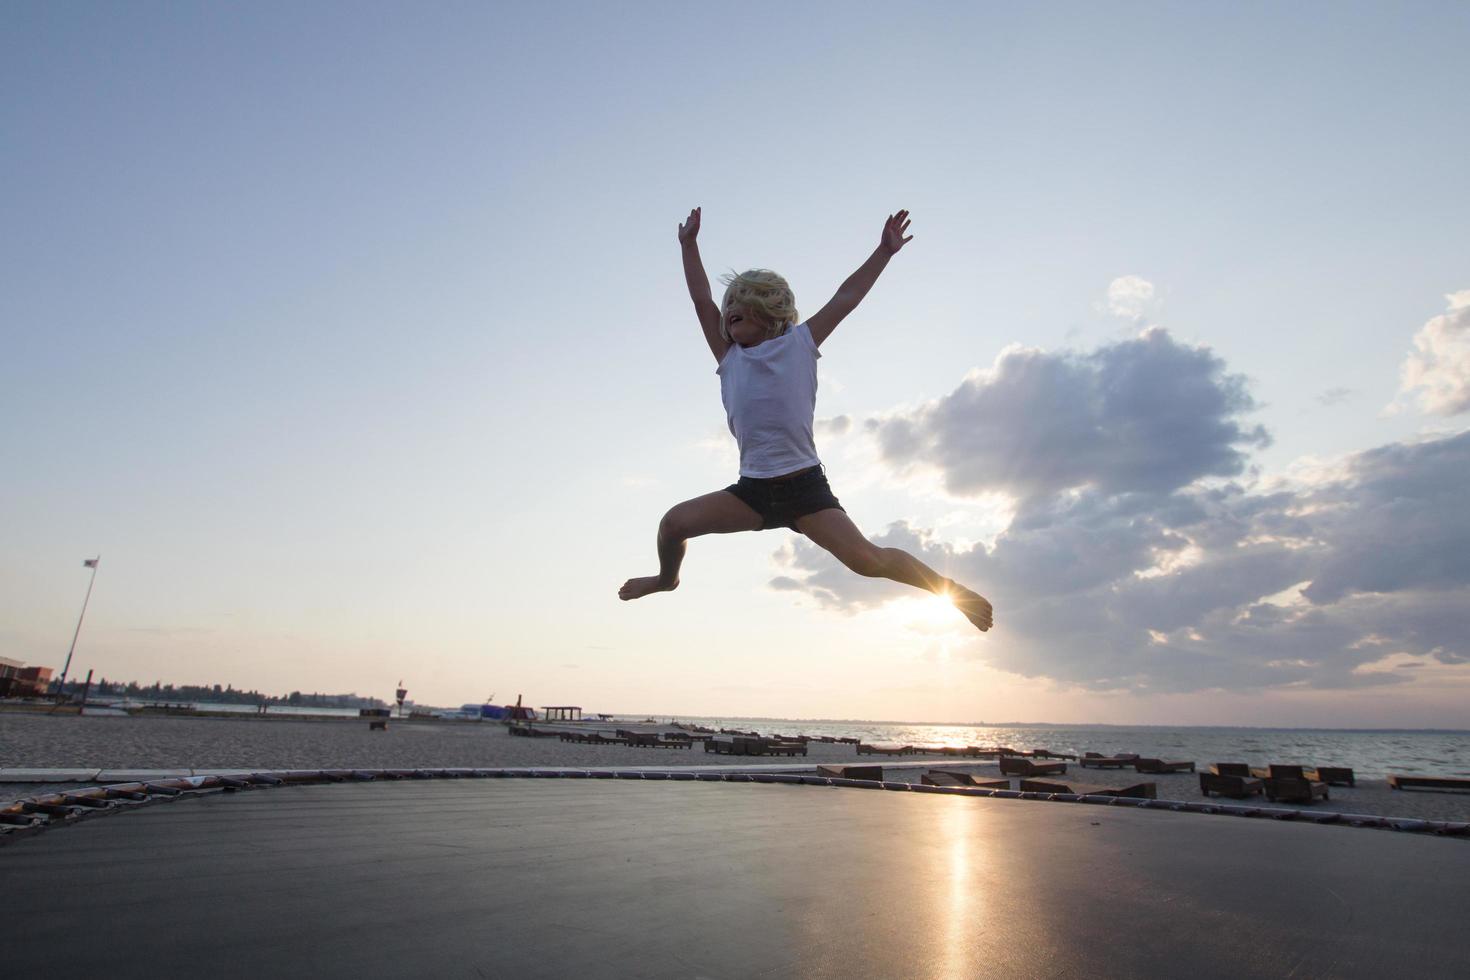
[807,210,913,347]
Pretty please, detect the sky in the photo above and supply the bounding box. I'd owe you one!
[4,2,1469,726]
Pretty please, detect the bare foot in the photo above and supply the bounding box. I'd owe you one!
[619,576,679,601]
[945,580,993,632]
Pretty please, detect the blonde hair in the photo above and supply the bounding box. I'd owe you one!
[718,269,798,343]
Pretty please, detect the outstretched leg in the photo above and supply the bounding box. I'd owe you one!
[619,490,763,600]
[795,508,993,632]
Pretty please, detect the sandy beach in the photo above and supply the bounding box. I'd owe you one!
[3,712,1467,824]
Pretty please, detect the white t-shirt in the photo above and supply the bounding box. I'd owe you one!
[716,321,822,478]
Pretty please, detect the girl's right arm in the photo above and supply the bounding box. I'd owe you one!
[679,207,728,363]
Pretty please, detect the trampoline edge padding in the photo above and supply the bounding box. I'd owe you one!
[3,766,1468,846]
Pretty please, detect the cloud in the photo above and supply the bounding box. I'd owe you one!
[774,324,1470,695]
[865,328,1269,503]
[1399,290,1470,416]
[816,414,852,437]
[1316,387,1354,407]
[1106,275,1156,320]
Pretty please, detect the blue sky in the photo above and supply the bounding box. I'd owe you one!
[4,2,1469,725]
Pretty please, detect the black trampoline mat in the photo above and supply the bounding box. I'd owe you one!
[3,779,1467,979]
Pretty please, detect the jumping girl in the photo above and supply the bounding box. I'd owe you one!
[619,207,993,634]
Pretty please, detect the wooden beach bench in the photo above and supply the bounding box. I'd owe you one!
[913,744,993,758]
[1388,774,1470,792]
[1019,778,1157,799]
[1080,752,1140,769]
[998,756,1066,777]
[921,770,1010,789]
[703,736,804,756]
[615,731,664,748]
[1133,758,1196,774]
[761,739,807,757]
[704,737,738,755]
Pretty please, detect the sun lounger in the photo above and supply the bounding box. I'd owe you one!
[1019,778,1157,799]
[1247,764,1329,803]
[1133,758,1195,774]
[920,770,1011,789]
[1306,766,1355,787]
[1264,776,1329,804]
[816,764,882,782]
[1080,752,1140,769]
[1247,764,1311,781]
[857,742,915,756]
[1212,763,1254,778]
[1388,774,1470,792]
[1199,771,1265,799]
[999,756,1066,776]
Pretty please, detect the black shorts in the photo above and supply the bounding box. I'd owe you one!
[723,465,845,531]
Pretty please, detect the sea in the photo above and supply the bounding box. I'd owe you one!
[679,718,1470,780]
[101,701,1470,780]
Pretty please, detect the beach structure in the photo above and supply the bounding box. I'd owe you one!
[2,773,1468,977]
[0,657,53,699]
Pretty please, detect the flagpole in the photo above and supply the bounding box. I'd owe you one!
[59,556,100,696]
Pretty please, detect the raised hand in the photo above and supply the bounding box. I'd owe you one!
[678,206,702,245]
[880,209,913,254]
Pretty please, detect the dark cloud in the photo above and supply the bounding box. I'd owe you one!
[1299,433,1470,604]
[775,324,1470,694]
[866,329,1269,502]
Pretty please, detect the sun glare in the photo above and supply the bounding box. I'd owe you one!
[883,593,966,634]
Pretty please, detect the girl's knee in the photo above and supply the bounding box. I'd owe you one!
[659,509,688,541]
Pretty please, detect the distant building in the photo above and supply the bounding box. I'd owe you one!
[0,657,53,698]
